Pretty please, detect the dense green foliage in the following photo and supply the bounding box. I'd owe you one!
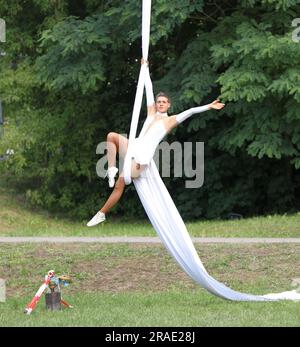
[1,0,300,220]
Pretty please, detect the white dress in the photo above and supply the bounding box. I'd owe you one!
[132,112,168,166]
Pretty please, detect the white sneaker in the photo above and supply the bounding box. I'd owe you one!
[106,166,119,188]
[87,211,106,227]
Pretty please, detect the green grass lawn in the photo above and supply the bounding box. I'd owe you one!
[0,243,299,327]
[0,179,299,327]
[1,182,300,237]
[1,291,299,327]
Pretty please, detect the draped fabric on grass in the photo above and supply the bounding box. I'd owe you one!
[134,163,300,301]
[123,0,300,301]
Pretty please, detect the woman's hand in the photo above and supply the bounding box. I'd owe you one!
[209,99,225,110]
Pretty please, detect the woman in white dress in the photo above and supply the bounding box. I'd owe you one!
[87,60,225,226]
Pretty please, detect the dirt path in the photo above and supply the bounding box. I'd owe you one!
[0,236,299,243]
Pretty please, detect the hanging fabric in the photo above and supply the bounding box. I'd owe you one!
[123,0,152,185]
[123,0,300,301]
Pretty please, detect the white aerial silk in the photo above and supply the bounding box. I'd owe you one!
[123,0,300,301]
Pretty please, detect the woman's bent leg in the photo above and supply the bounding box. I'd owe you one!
[106,132,128,168]
[100,176,126,214]
[106,133,128,187]
[87,137,128,225]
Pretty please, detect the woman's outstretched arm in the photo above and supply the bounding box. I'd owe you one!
[175,100,224,124]
[164,100,225,133]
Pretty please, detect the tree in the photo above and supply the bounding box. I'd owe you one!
[1,0,300,220]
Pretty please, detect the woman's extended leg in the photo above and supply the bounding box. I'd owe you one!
[100,159,146,213]
[100,176,125,214]
[87,162,146,227]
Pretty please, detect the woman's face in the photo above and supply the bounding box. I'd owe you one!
[156,96,170,113]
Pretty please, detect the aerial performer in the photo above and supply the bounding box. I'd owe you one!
[87,0,300,302]
[87,59,224,227]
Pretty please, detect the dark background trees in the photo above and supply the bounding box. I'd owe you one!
[1,0,300,220]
